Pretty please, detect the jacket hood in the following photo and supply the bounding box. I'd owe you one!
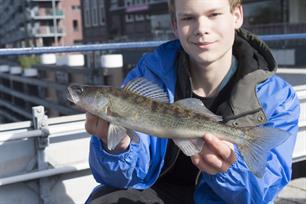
[233,28,277,76]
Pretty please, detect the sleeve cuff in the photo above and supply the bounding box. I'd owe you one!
[91,136,139,161]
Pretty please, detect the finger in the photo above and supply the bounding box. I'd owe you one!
[85,113,109,138]
[200,148,232,173]
[221,140,237,164]
[85,112,98,134]
[191,154,219,175]
[203,133,233,161]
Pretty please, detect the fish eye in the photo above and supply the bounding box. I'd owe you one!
[74,86,83,95]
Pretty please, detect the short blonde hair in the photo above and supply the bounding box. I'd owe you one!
[168,0,242,22]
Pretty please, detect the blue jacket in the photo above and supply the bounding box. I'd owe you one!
[89,31,300,204]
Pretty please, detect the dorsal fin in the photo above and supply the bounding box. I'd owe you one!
[175,98,222,121]
[123,77,169,103]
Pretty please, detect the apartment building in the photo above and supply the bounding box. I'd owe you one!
[0,0,83,48]
[81,0,306,43]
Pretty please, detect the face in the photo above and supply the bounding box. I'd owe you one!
[173,0,243,68]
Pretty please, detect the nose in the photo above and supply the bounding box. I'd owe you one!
[194,16,210,36]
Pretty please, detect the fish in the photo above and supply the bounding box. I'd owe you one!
[67,77,290,177]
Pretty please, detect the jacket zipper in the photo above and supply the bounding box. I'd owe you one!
[159,149,181,177]
[195,170,201,186]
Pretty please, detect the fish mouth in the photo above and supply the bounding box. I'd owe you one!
[67,85,81,104]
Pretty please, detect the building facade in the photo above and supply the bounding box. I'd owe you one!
[81,0,306,68]
[0,0,83,48]
[81,0,306,43]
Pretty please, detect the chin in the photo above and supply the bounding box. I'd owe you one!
[194,54,217,64]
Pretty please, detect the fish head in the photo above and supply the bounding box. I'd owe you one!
[67,84,110,114]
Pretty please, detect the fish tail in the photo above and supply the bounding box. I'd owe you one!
[238,127,290,177]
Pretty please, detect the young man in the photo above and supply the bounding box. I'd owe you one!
[85,0,300,203]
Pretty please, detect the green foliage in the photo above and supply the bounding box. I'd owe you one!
[18,56,40,69]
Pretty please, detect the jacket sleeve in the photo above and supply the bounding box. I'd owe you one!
[88,58,167,189]
[196,77,300,204]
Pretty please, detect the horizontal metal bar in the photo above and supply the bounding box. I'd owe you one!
[0,72,67,91]
[0,41,165,56]
[0,120,32,132]
[293,155,306,163]
[294,85,306,92]
[0,122,87,141]
[34,64,87,74]
[0,33,305,56]
[0,109,20,122]
[0,129,44,142]
[260,33,306,41]
[0,162,89,186]
[0,84,79,115]
[277,68,306,74]
[0,99,33,119]
[47,113,85,125]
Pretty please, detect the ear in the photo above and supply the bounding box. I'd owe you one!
[171,19,179,38]
[233,4,243,29]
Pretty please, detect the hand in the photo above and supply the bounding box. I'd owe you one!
[85,112,130,152]
[191,133,236,175]
[85,112,109,143]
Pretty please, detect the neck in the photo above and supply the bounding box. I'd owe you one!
[190,52,233,97]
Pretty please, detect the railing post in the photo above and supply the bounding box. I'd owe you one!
[32,106,50,204]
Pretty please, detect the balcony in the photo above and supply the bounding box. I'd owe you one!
[45,8,64,17]
[32,26,65,37]
[31,8,64,19]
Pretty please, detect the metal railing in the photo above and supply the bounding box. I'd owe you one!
[0,33,305,203]
[0,106,94,203]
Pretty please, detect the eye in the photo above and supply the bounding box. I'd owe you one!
[209,13,222,18]
[181,16,194,21]
[74,86,84,96]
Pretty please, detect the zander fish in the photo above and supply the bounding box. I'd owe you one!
[67,77,290,177]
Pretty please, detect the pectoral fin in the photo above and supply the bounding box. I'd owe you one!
[175,98,222,121]
[107,124,128,150]
[172,138,204,156]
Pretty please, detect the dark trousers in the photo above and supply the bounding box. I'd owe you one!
[87,182,195,204]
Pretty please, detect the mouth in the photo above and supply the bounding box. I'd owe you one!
[193,41,215,48]
[67,86,81,104]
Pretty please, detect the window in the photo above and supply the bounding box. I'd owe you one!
[72,5,81,11]
[99,1,106,26]
[73,20,79,32]
[84,0,91,27]
[244,0,283,25]
[125,0,133,7]
[135,14,144,21]
[92,0,98,26]
[125,14,134,23]
[110,0,118,9]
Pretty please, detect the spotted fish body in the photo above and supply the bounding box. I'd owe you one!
[67,78,290,177]
[103,87,242,141]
